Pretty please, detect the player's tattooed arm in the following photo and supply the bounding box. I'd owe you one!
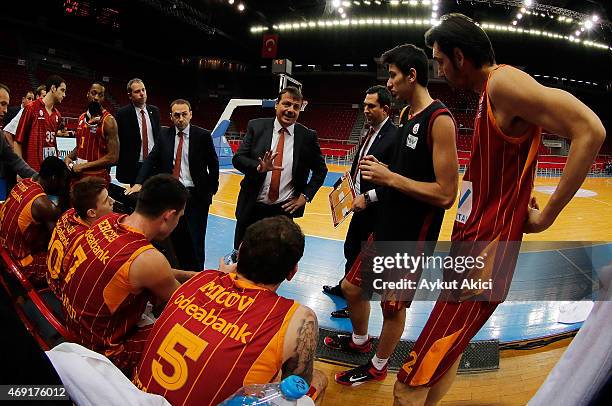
[282,308,318,383]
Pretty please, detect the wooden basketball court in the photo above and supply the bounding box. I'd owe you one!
[206,164,612,405]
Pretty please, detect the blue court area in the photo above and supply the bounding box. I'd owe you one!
[204,208,612,344]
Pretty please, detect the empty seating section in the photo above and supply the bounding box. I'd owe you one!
[0,59,31,105]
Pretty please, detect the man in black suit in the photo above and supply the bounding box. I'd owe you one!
[323,85,399,318]
[2,89,34,128]
[232,86,328,251]
[115,78,161,185]
[127,99,219,272]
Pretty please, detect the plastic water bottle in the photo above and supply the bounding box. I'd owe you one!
[219,375,310,406]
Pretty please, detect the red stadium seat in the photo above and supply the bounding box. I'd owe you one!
[0,245,72,349]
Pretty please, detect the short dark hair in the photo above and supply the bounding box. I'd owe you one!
[39,156,70,183]
[425,13,496,68]
[277,86,303,103]
[71,177,106,219]
[35,85,46,97]
[135,174,189,218]
[24,90,34,98]
[170,99,191,110]
[0,82,10,94]
[237,216,305,285]
[127,78,144,93]
[366,85,392,109]
[91,81,105,90]
[45,75,66,93]
[381,44,429,87]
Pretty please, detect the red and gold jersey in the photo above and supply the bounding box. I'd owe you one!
[450,65,541,300]
[46,208,89,298]
[0,179,48,264]
[133,270,299,406]
[74,111,112,184]
[14,98,61,172]
[61,213,155,359]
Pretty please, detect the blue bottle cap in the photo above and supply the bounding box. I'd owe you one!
[280,375,310,400]
[224,395,265,406]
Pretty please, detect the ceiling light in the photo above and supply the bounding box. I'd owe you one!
[592,15,599,22]
[228,0,234,4]
[332,0,341,7]
[512,20,517,25]
[584,20,593,29]
[237,3,245,11]
[524,0,533,7]
[338,7,344,13]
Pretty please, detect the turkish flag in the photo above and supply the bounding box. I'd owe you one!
[262,34,278,59]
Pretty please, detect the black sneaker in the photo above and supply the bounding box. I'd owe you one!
[323,284,344,299]
[330,307,350,318]
[334,361,387,386]
[323,333,372,353]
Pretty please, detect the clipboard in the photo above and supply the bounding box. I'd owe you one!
[328,171,357,228]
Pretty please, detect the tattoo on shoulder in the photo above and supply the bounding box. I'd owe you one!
[283,314,318,383]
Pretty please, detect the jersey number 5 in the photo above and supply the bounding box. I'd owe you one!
[151,324,208,391]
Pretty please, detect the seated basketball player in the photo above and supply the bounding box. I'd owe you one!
[133,216,328,406]
[0,156,70,286]
[61,174,198,376]
[46,176,115,298]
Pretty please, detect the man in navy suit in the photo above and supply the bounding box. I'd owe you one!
[128,99,219,271]
[115,78,161,186]
[323,86,399,318]
[232,86,328,250]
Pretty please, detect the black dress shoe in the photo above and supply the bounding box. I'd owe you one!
[331,307,350,318]
[323,284,344,298]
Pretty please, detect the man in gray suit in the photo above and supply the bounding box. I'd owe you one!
[0,83,36,188]
[232,86,328,251]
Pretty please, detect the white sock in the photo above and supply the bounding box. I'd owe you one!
[351,333,368,346]
[371,355,389,371]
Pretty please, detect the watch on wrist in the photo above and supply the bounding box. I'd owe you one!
[363,192,371,205]
[301,193,310,203]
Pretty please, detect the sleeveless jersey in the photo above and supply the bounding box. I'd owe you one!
[0,179,47,264]
[46,208,89,298]
[61,213,155,357]
[450,65,541,301]
[14,98,60,171]
[74,111,112,184]
[376,99,455,243]
[133,270,299,406]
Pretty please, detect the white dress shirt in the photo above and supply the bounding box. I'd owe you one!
[257,118,296,204]
[134,104,154,162]
[174,125,194,188]
[3,107,24,135]
[354,116,389,202]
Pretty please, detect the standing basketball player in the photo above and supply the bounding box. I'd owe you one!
[14,75,66,171]
[324,44,458,386]
[393,13,605,405]
[64,82,119,186]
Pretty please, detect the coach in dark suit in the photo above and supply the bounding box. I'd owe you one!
[115,78,161,185]
[129,99,219,271]
[323,86,398,318]
[232,86,328,250]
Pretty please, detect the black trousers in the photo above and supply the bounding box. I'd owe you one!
[171,189,209,271]
[341,207,376,280]
[233,201,293,249]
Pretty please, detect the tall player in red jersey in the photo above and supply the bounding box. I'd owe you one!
[64,82,119,186]
[61,174,197,376]
[14,75,66,171]
[393,14,606,405]
[46,177,114,298]
[0,157,70,286]
[133,216,328,406]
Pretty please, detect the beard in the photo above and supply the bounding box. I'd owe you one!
[87,101,103,118]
